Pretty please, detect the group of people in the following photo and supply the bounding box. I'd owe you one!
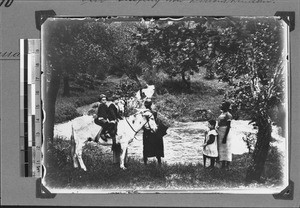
[202,101,233,169]
[94,93,233,169]
[94,94,123,149]
[94,94,167,165]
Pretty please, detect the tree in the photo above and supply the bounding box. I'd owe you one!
[43,19,146,148]
[43,19,101,144]
[43,20,71,142]
[213,17,286,182]
[135,20,208,91]
[78,21,147,88]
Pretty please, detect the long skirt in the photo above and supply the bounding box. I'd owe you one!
[143,130,164,158]
[217,126,232,162]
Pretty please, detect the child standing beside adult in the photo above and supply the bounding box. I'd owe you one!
[202,119,218,168]
[216,101,233,169]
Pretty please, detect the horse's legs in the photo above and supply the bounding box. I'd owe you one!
[73,154,79,168]
[156,156,161,165]
[94,128,102,143]
[70,130,79,168]
[76,142,87,171]
[210,158,216,168]
[143,157,148,165]
[226,161,230,169]
[221,161,226,169]
[113,135,121,164]
[119,143,128,170]
[113,150,120,164]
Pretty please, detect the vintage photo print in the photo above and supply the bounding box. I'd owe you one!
[41,16,289,194]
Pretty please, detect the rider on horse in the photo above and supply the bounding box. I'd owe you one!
[108,95,124,150]
[108,95,123,122]
[94,94,117,143]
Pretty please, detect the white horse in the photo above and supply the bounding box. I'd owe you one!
[70,109,158,170]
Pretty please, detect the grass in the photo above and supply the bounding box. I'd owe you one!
[153,76,226,122]
[44,137,283,190]
[155,92,224,122]
[142,68,229,122]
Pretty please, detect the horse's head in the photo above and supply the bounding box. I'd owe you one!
[117,99,125,115]
[144,85,155,98]
[141,110,158,132]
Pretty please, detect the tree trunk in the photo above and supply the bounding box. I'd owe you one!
[43,72,60,167]
[63,75,70,97]
[245,119,272,183]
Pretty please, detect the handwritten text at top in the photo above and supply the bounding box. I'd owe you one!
[0,0,14,7]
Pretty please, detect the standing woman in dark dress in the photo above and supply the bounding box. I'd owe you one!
[142,98,165,165]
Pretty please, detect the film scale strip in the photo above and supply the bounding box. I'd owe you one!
[20,39,42,177]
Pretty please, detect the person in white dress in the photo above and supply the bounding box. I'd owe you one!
[216,101,233,169]
[202,119,218,168]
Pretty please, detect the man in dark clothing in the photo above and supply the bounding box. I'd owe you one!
[108,95,123,121]
[142,98,165,165]
[108,95,123,150]
[94,94,115,142]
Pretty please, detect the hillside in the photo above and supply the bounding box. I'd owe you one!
[55,67,230,124]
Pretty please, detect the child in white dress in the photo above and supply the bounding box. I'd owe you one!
[202,120,218,168]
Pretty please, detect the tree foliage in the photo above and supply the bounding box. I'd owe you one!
[209,17,286,182]
[135,20,209,90]
[212,17,286,124]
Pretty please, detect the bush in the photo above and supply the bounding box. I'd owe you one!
[154,94,187,120]
[55,101,82,123]
[154,92,223,122]
[74,95,99,107]
[116,78,145,98]
[55,87,108,123]
[46,138,73,170]
[242,132,256,154]
[262,145,283,184]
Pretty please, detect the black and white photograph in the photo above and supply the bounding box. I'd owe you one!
[41,16,289,193]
